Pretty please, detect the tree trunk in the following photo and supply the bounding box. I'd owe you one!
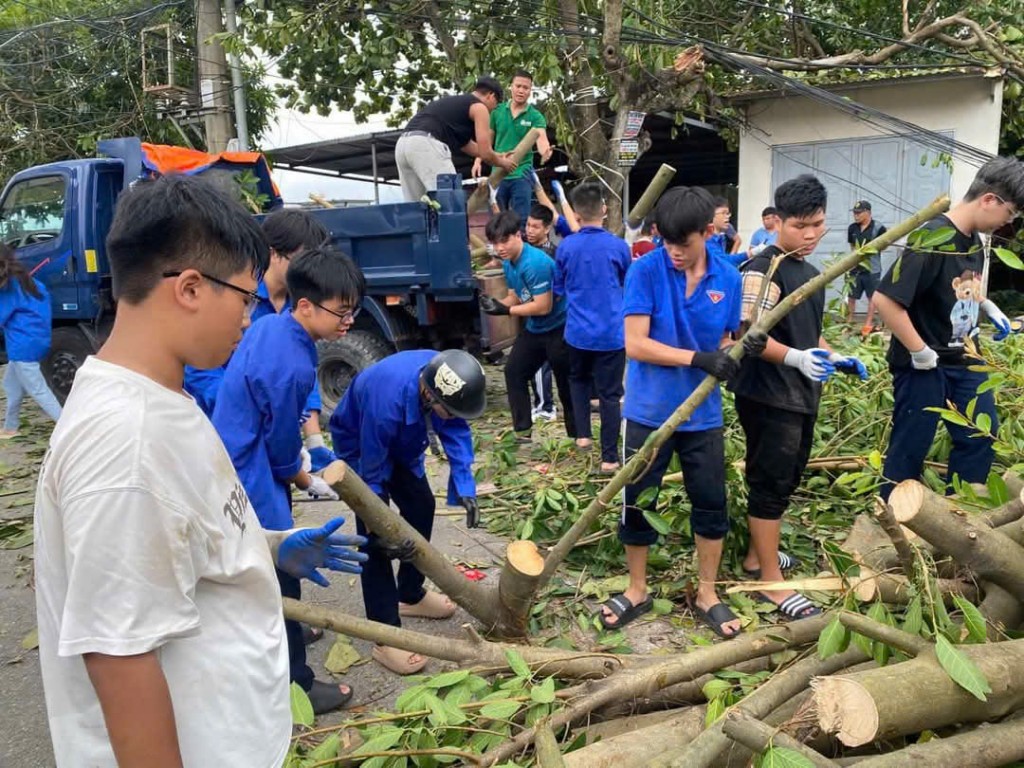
[850,717,1024,767]
[889,480,1024,602]
[978,581,1024,639]
[534,722,566,768]
[563,707,706,767]
[495,540,545,637]
[467,128,540,214]
[721,709,841,768]
[538,196,951,587]
[653,646,868,768]
[478,614,832,766]
[625,163,676,228]
[813,638,1024,746]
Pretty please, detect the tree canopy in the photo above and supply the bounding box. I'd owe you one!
[244,0,1024,224]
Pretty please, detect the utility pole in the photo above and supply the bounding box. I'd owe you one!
[196,0,233,152]
[223,0,249,151]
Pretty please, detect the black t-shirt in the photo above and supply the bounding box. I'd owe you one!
[875,214,984,369]
[405,94,481,154]
[847,220,887,274]
[730,246,826,415]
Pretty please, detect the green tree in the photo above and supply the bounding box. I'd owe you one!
[0,0,275,184]
[244,0,1024,226]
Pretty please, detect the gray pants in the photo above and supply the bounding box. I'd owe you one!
[395,134,457,202]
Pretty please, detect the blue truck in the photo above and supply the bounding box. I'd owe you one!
[0,138,515,412]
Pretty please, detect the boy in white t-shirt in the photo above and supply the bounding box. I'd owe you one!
[33,175,367,768]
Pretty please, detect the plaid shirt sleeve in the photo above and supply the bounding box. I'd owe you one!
[740,268,781,323]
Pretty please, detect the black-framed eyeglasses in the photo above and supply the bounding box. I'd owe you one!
[993,194,1021,220]
[162,270,263,311]
[313,301,361,323]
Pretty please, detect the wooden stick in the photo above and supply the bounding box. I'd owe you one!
[836,610,930,656]
[534,722,566,768]
[538,195,951,587]
[721,710,841,768]
[467,129,540,214]
[873,497,917,580]
[625,163,676,228]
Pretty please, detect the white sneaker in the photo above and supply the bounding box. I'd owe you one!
[537,408,557,422]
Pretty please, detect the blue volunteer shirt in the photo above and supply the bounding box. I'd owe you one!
[553,226,631,351]
[0,278,52,362]
[185,280,321,417]
[750,227,778,249]
[502,242,567,334]
[329,350,476,505]
[212,312,318,530]
[622,247,742,432]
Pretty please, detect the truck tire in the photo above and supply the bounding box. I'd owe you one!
[315,330,394,416]
[42,327,96,404]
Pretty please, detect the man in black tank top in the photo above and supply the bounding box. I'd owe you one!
[396,76,517,201]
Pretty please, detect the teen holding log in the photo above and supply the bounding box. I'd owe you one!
[213,245,367,714]
[731,175,869,620]
[600,186,746,637]
[33,176,367,767]
[329,350,486,674]
[874,157,1024,499]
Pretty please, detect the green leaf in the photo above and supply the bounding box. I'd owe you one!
[395,684,428,713]
[934,635,992,701]
[504,648,532,679]
[307,733,340,761]
[891,255,903,283]
[952,594,988,644]
[423,692,449,727]
[818,616,850,660]
[822,540,859,579]
[976,413,992,434]
[651,598,674,615]
[323,637,361,674]
[642,509,672,535]
[351,728,404,757]
[289,682,314,727]
[993,247,1024,270]
[21,627,39,651]
[868,450,882,470]
[754,745,816,768]
[425,669,471,689]
[915,227,956,250]
[702,678,733,700]
[479,699,522,720]
[530,676,556,704]
[705,695,726,726]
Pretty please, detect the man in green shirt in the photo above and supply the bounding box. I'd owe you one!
[472,69,553,223]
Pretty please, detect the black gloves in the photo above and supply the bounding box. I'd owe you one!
[691,350,740,382]
[462,496,480,528]
[479,295,510,316]
[370,537,417,562]
[742,330,769,357]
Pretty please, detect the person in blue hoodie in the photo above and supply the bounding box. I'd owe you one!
[553,183,631,473]
[1,242,62,437]
[213,245,365,714]
[330,349,486,675]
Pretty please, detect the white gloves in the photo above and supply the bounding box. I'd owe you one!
[910,345,939,370]
[624,221,642,246]
[980,299,1012,341]
[783,347,834,382]
[304,475,339,502]
[486,182,498,208]
[300,447,312,473]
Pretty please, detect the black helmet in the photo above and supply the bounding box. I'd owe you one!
[421,350,487,419]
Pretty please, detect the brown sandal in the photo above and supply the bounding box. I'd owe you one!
[372,645,428,675]
[399,591,456,619]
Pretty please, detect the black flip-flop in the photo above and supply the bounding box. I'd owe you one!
[743,551,798,580]
[301,623,324,646]
[308,679,354,715]
[692,601,742,639]
[598,593,654,630]
[755,591,821,620]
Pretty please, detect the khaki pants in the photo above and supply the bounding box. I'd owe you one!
[395,134,457,201]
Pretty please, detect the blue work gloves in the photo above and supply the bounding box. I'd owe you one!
[308,446,338,474]
[551,179,567,204]
[525,167,541,190]
[279,518,368,587]
[981,299,1012,341]
[783,347,834,382]
[828,352,869,380]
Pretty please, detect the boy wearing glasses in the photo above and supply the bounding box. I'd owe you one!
[213,245,366,714]
[875,157,1024,499]
[330,349,486,675]
[34,176,367,767]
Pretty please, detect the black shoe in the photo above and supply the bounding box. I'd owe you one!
[301,623,323,646]
[307,679,354,715]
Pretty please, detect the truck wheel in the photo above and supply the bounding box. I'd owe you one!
[42,327,96,404]
[316,331,394,416]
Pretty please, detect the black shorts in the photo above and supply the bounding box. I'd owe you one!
[848,270,880,300]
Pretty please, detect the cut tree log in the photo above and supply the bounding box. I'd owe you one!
[813,637,1024,746]
[538,195,951,588]
[497,540,546,637]
[653,646,869,768]
[978,581,1024,639]
[873,498,916,580]
[283,598,640,680]
[563,707,705,768]
[467,129,540,214]
[850,717,1024,768]
[721,709,840,768]
[624,163,676,229]
[477,614,832,767]
[889,479,1024,602]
